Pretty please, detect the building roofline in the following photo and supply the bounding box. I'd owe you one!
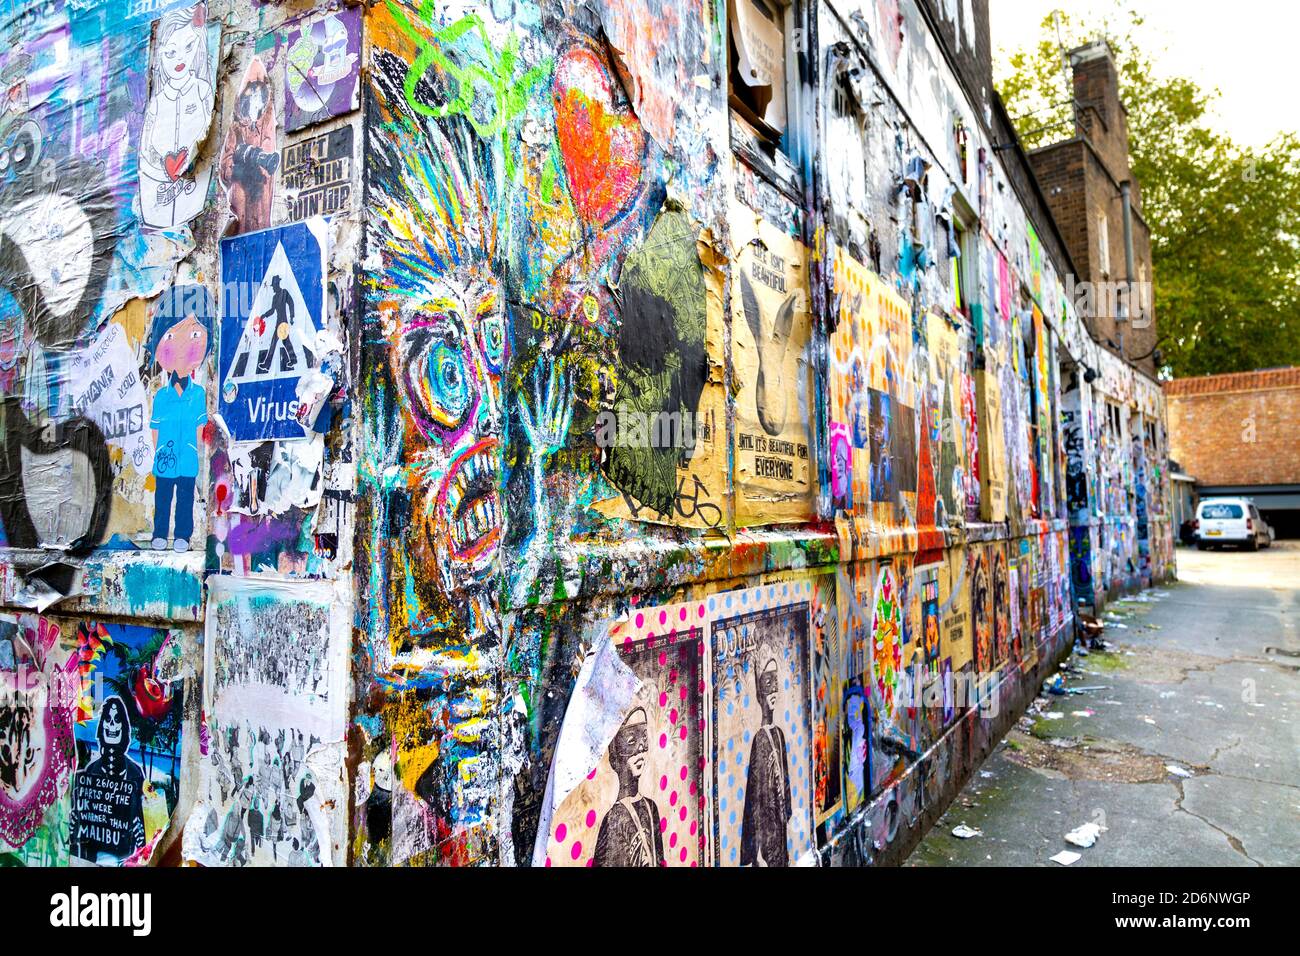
[1164,366,1300,396]
[987,89,1080,281]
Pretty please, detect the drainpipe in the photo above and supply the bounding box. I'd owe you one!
[1120,180,1135,364]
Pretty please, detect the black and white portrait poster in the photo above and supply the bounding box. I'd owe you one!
[711,582,813,866]
[534,600,710,867]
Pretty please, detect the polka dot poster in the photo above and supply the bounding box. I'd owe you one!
[710,582,814,867]
[542,601,709,867]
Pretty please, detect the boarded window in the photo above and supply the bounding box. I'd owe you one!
[1096,212,1110,275]
[729,0,787,137]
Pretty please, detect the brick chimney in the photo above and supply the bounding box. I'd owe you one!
[1069,40,1138,210]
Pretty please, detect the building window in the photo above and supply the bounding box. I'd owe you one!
[729,0,789,144]
[1096,212,1110,276]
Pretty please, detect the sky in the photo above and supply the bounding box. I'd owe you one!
[989,0,1299,148]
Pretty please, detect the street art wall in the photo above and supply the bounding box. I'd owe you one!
[0,0,1173,868]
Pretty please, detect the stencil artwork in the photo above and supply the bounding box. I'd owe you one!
[536,601,708,867]
[139,4,219,228]
[712,583,813,867]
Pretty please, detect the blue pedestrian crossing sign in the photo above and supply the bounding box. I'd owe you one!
[219,219,327,441]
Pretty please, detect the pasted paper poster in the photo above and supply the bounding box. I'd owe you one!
[830,251,917,546]
[594,219,728,530]
[730,0,787,131]
[868,556,916,790]
[67,320,155,477]
[281,125,354,222]
[184,576,349,867]
[732,196,814,525]
[711,582,813,866]
[139,4,220,228]
[829,256,873,530]
[912,547,969,738]
[220,55,279,233]
[925,310,966,526]
[0,614,76,860]
[69,621,185,866]
[280,6,362,133]
[976,364,1007,523]
[990,540,1011,672]
[219,218,327,441]
[535,600,709,867]
[807,573,842,835]
[836,562,871,815]
[970,543,993,679]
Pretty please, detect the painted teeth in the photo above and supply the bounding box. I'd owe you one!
[449,489,500,551]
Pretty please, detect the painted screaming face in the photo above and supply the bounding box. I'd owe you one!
[390,271,507,591]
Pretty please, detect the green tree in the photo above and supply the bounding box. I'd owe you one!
[998,9,1300,378]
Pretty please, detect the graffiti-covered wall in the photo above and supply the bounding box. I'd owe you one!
[0,0,361,867]
[0,0,1172,869]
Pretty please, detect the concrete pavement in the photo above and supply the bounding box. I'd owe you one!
[910,541,1299,867]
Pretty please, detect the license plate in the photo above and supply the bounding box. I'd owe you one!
[1206,530,1222,536]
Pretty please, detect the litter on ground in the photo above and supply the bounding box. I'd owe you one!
[1064,822,1106,848]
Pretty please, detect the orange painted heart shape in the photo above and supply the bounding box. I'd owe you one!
[163,148,189,181]
[553,46,646,227]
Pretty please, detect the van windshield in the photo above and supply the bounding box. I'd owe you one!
[1201,503,1243,519]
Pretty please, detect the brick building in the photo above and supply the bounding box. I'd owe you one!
[1166,367,1300,536]
[1030,41,1159,379]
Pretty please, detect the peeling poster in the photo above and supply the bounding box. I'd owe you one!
[732,195,814,525]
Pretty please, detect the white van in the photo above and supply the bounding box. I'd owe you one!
[1194,497,1272,551]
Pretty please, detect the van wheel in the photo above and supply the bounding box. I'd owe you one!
[1196,541,1208,550]
[1246,538,1258,552]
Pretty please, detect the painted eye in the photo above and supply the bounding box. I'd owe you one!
[190,329,202,339]
[398,320,474,435]
[479,315,505,374]
[427,340,469,420]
